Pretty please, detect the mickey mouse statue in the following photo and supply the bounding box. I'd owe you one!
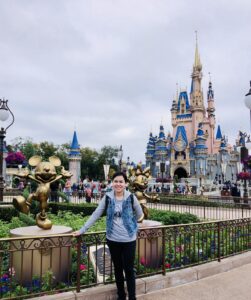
[13,155,72,230]
[128,164,159,220]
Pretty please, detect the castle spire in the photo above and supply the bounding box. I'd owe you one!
[207,76,214,101]
[193,31,202,71]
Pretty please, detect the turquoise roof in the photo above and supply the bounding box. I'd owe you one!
[216,125,222,140]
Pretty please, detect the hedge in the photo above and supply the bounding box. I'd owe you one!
[158,195,229,208]
[48,202,97,216]
[148,208,200,225]
[0,205,19,221]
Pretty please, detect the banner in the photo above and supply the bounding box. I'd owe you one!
[103,164,110,181]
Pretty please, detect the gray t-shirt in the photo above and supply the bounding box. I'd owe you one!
[79,190,143,242]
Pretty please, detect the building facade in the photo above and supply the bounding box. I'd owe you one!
[145,41,240,184]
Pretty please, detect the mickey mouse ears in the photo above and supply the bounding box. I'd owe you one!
[49,156,61,167]
[29,155,42,167]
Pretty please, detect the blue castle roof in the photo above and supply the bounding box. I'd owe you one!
[174,126,188,145]
[158,124,165,139]
[195,124,207,150]
[69,130,80,156]
[177,91,190,111]
[216,125,222,140]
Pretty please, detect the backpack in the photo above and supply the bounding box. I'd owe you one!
[104,193,134,215]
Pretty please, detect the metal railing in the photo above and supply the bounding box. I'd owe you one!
[0,218,251,299]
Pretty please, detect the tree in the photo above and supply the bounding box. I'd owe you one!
[80,146,119,181]
[56,143,70,169]
[80,147,99,180]
[37,142,58,160]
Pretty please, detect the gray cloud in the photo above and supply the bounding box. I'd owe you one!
[0,0,250,163]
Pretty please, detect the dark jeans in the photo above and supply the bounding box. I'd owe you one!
[107,239,136,300]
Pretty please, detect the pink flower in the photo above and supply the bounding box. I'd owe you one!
[80,264,87,271]
[140,257,147,266]
[2,274,8,279]
[165,263,171,268]
[237,172,251,180]
[175,244,184,253]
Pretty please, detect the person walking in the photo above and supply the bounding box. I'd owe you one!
[73,171,144,300]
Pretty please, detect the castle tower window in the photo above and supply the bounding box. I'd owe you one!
[181,103,185,114]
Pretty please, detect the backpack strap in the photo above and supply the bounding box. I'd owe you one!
[105,194,109,213]
[130,193,134,211]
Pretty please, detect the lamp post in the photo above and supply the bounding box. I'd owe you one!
[244,81,251,131]
[117,145,123,171]
[160,161,165,191]
[0,99,15,202]
[238,136,249,198]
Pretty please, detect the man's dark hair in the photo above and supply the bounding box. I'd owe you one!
[112,171,128,182]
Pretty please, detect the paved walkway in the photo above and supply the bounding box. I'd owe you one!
[138,262,251,300]
[147,202,251,220]
[35,252,251,300]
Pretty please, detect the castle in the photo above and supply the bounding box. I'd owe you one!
[145,40,240,184]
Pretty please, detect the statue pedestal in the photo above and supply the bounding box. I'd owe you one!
[10,225,72,284]
[137,220,162,268]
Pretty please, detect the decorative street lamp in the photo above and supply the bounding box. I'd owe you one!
[244,81,251,131]
[117,145,123,171]
[160,161,165,191]
[0,99,15,202]
[239,134,249,198]
[166,160,170,179]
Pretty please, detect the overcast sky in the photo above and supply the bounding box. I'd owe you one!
[0,0,251,163]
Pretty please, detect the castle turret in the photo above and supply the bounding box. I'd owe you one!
[145,132,155,164]
[68,130,81,184]
[171,88,178,127]
[194,123,208,178]
[190,35,205,139]
[207,80,216,153]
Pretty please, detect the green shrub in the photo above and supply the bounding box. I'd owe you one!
[22,188,29,200]
[19,212,36,226]
[0,219,10,237]
[48,211,106,232]
[0,205,19,221]
[148,209,199,225]
[48,202,97,216]
[158,195,225,208]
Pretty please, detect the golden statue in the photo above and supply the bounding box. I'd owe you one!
[128,164,159,220]
[13,155,72,230]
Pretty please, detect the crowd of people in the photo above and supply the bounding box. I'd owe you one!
[61,178,112,202]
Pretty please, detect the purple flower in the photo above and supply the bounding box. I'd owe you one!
[6,151,26,165]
